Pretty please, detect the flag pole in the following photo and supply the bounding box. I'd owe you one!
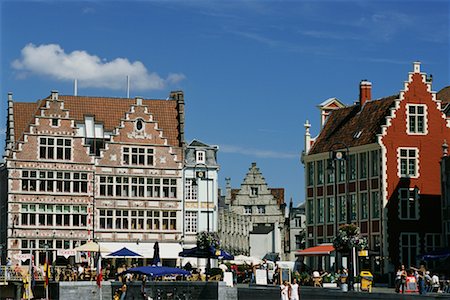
[45,249,49,300]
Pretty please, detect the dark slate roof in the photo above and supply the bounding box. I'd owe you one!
[438,86,450,105]
[189,140,210,147]
[309,95,397,155]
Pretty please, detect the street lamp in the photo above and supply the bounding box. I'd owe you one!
[191,163,211,275]
[327,142,354,290]
[0,243,3,265]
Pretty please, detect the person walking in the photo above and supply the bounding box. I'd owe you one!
[399,265,407,294]
[290,278,300,300]
[280,280,290,300]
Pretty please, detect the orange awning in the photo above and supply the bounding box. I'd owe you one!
[296,244,335,256]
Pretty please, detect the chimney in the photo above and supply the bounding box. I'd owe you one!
[359,80,372,107]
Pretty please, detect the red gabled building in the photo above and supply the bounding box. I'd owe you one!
[302,62,450,275]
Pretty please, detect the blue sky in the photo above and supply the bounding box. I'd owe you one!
[1,0,449,206]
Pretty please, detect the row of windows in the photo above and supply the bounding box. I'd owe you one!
[21,239,85,250]
[21,170,89,193]
[400,232,441,269]
[307,191,380,224]
[98,209,177,231]
[39,137,72,160]
[20,204,88,227]
[123,147,154,166]
[99,176,177,198]
[244,205,266,215]
[307,147,420,187]
[307,150,380,186]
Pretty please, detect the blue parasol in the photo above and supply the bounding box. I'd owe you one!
[106,247,143,258]
[121,266,190,277]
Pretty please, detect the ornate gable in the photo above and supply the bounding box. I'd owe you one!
[96,98,182,168]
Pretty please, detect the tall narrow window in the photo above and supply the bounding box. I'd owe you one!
[317,160,324,185]
[371,150,380,177]
[371,191,380,219]
[307,162,314,186]
[361,192,368,220]
[307,199,314,224]
[326,159,334,184]
[399,188,419,220]
[338,196,346,222]
[350,194,357,221]
[326,197,335,223]
[359,152,367,179]
[185,211,198,233]
[185,179,198,201]
[349,154,356,180]
[317,198,324,223]
[398,148,418,177]
[338,160,346,182]
[400,233,419,267]
[407,104,427,134]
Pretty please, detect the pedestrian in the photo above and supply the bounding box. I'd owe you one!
[417,265,426,295]
[119,283,127,300]
[399,265,407,294]
[395,266,402,293]
[280,280,290,300]
[290,278,300,300]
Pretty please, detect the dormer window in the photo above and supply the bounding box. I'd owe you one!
[135,119,144,131]
[51,118,59,127]
[196,151,205,163]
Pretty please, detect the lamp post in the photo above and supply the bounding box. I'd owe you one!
[327,142,354,290]
[0,243,3,265]
[191,163,211,275]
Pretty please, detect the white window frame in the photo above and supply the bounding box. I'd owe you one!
[398,188,419,220]
[185,211,198,234]
[244,206,252,215]
[257,205,266,214]
[406,104,427,135]
[185,178,198,201]
[250,187,258,197]
[122,146,155,166]
[196,151,206,164]
[397,147,419,178]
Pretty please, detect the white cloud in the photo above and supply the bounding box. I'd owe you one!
[220,144,298,159]
[12,43,185,91]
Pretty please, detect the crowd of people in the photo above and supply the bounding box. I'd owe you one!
[395,264,445,294]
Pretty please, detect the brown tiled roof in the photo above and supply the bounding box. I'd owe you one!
[13,95,182,147]
[438,86,450,105]
[270,188,285,206]
[309,96,397,154]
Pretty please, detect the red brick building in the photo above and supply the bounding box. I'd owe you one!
[302,62,450,275]
[0,90,185,265]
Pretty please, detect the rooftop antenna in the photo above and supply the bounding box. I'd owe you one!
[74,79,78,96]
[126,75,130,98]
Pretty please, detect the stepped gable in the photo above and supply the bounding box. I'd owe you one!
[309,95,397,154]
[13,95,181,147]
